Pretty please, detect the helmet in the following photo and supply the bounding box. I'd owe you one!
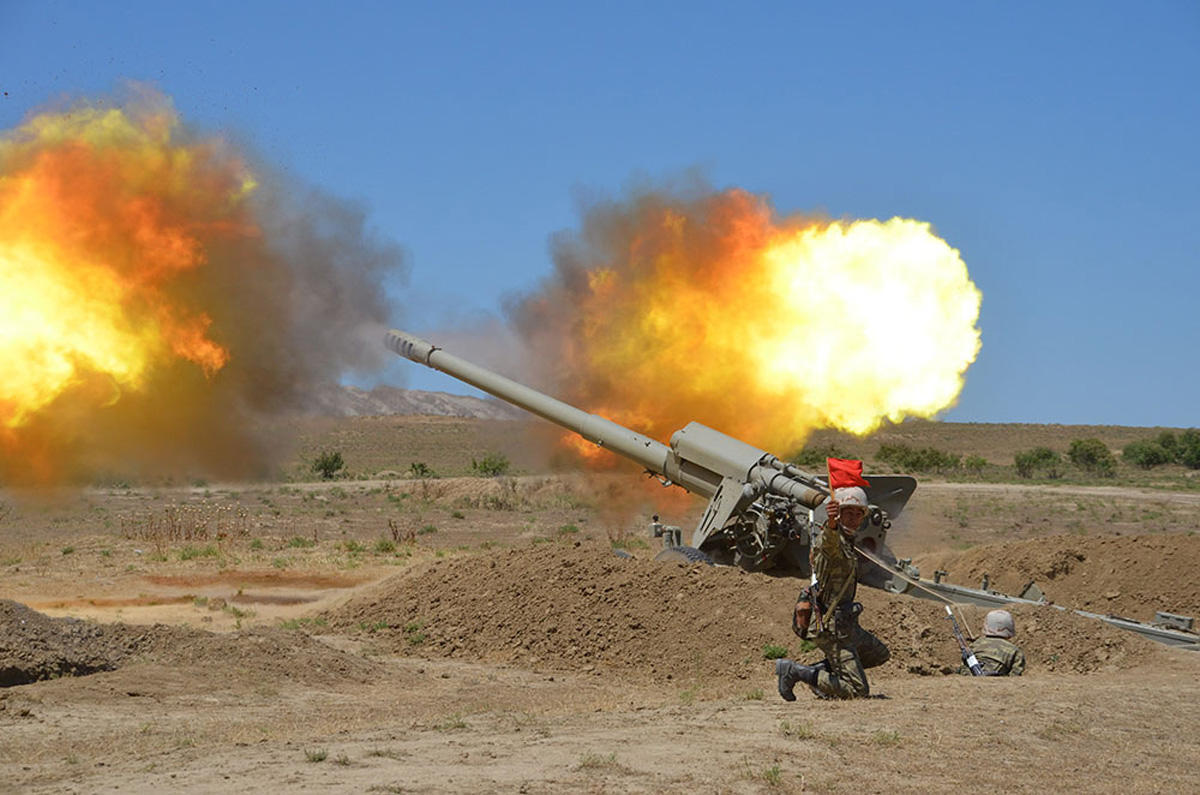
[984,610,1016,639]
[832,486,868,509]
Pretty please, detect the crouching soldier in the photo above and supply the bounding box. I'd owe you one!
[776,486,890,700]
[962,610,1026,676]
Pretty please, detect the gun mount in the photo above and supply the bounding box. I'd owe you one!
[385,329,916,586]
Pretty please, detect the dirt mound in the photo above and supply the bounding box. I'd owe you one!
[0,599,380,688]
[0,600,148,686]
[915,533,1200,621]
[323,539,1171,690]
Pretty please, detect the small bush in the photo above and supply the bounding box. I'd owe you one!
[1176,429,1200,469]
[877,443,960,473]
[311,450,345,480]
[1014,447,1060,478]
[1068,438,1115,476]
[179,545,219,561]
[408,462,437,479]
[761,643,788,660]
[963,455,987,476]
[1122,440,1172,469]
[471,452,510,477]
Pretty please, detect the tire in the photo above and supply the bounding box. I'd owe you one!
[653,545,714,565]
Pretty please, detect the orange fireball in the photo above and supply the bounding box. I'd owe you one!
[517,188,982,461]
[0,98,253,431]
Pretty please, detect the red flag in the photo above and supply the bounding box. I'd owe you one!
[827,457,871,490]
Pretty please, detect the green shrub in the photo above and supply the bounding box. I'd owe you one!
[408,461,437,479]
[963,455,987,476]
[1122,440,1172,469]
[1177,429,1200,469]
[1015,447,1061,478]
[761,643,788,660]
[471,452,510,477]
[1067,438,1115,476]
[179,545,219,560]
[877,443,960,473]
[311,450,344,480]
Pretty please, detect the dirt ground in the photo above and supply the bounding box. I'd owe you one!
[2,419,1199,793]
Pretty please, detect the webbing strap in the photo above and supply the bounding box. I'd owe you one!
[853,542,975,633]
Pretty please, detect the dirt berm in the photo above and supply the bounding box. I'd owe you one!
[0,599,384,688]
[323,536,1173,692]
[915,533,1200,621]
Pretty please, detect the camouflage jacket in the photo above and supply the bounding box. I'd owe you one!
[969,636,1026,676]
[812,523,857,612]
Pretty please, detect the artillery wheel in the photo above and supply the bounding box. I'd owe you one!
[653,545,714,566]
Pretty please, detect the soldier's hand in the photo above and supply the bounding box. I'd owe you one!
[826,499,840,527]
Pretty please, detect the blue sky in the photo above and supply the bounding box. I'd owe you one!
[2,1,1198,427]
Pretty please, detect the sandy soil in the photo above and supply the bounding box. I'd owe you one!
[2,464,1198,792]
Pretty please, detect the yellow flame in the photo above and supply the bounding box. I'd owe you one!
[0,97,251,430]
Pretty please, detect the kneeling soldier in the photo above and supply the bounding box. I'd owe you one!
[776,486,890,700]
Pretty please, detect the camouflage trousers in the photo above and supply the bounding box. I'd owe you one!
[813,622,890,699]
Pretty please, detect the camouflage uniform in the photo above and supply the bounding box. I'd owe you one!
[966,636,1025,676]
[807,524,890,698]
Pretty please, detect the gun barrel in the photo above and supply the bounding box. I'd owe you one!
[385,330,672,474]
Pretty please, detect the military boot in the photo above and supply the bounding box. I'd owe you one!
[775,658,820,702]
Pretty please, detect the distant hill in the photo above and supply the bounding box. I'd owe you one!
[303,383,525,420]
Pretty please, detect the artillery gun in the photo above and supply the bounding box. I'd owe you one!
[384,329,1200,651]
[384,329,916,590]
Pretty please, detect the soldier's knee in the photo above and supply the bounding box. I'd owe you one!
[817,669,870,700]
